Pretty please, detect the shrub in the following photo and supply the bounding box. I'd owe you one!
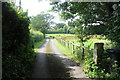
[31,33,43,42]
[2,2,36,79]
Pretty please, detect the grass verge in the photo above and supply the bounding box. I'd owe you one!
[34,39,46,52]
[54,39,80,63]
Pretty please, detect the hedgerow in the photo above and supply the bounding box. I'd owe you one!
[2,2,36,79]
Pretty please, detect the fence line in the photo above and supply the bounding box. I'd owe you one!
[55,37,93,50]
[55,37,104,66]
[55,37,94,60]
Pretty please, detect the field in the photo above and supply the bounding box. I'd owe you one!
[46,34,115,49]
[46,34,78,43]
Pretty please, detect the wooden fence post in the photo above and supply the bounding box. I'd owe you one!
[68,41,69,48]
[62,40,63,45]
[82,46,84,60]
[64,41,66,46]
[72,42,74,54]
[63,41,65,46]
[61,39,62,44]
[93,43,104,65]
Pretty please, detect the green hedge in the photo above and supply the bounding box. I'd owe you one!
[2,2,36,79]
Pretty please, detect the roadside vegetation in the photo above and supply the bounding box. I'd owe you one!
[54,39,80,63]
[30,29,46,52]
[2,2,45,79]
[2,2,36,79]
[53,34,118,79]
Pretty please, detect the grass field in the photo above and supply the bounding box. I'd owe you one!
[47,34,115,49]
[46,34,78,44]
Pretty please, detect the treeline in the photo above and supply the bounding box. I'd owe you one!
[49,23,74,34]
[47,31,74,34]
[2,2,36,79]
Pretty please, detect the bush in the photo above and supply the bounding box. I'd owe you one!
[31,33,44,42]
[83,58,106,78]
[2,2,36,79]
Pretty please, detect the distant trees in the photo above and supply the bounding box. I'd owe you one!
[54,23,65,32]
[51,2,120,46]
[56,23,66,29]
[31,12,54,38]
[52,23,72,33]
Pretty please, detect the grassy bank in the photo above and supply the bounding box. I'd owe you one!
[34,39,46,52]
[54,39,80,63]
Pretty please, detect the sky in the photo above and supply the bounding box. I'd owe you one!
[15,0,65,23]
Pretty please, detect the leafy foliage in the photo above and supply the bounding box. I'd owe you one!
[2,2,36,79]
[52,23,71,33]
[106,4,120,45]
[30,12,54,38]
[51,2,120,46]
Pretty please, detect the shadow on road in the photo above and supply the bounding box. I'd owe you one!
[46,53,71,78]
[30,38,91,80]
[31,52,73,80]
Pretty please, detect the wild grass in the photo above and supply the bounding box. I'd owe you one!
[54,39,80,63]
[34,39,46,52]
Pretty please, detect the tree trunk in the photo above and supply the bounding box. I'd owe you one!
[82,43,84,60]
[43,33,45,39]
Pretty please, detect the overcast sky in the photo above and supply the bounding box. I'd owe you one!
[15,0,65,23]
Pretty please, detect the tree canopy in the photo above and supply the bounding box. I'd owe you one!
[31,12,54,38]
[51,2,120,45]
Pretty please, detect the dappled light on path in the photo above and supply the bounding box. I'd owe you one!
[50,39,89,78]
[31,38,71,79]
[31,39,50,78]
[31,37,92,79]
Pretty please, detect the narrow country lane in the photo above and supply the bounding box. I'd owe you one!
[31,39,50,78]
[31,37,92,79]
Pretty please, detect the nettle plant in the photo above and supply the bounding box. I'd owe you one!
[83,58,106,78]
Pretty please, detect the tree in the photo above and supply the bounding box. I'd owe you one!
[31,12,54,38]
[56,23,66,28]
[54,23,66,32]
[106,4,120,45]
[51,2,120,46]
